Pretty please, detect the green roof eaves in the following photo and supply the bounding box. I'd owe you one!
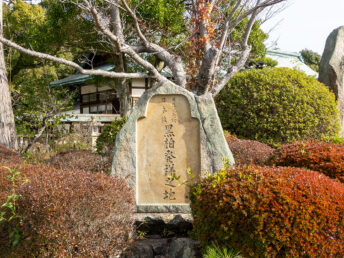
[50,64,115,87]
[267,50,303,60]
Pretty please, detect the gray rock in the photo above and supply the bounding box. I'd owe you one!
[136,205,190,214]
[135,213,193,237]
[319,26,344,135]
[111,82,234,213]
[167,238,201,258]
[122,238,201,258]
[150,239,169,255]
[129,241,154,258]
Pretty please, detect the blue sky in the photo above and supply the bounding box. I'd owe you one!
[261,0,344,54]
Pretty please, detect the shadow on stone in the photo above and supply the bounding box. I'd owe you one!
[122,238,201,258]
[135,214,193,238]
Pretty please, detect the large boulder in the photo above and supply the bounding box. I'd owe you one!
[111,82,234,213]
[319,26,344,135]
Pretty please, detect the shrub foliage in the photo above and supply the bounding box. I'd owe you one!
[216,67,340,146]
[0,164,135,256]
[96,117,126,155]
[227,138,275,165]
[300,49,321,72]
[49,150,111,174]
[0,144,24,164]
[269,139,344,183]
[190,165,344,257]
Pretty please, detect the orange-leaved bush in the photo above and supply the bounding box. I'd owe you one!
[0,164,135,257]
[227,138,275,166]
[269,139,344,183]
[190,165,344,257]
[49,150,112,174]
[0,144,24,164]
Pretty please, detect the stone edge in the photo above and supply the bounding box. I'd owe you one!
[136,204,191,213]
[111,81,234,213]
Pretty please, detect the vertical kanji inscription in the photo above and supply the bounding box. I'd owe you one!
[137,94,200,204]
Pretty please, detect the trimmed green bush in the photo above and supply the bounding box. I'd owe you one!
[96,117,126,155]
[190,165,344,257]
[216,67,340,146]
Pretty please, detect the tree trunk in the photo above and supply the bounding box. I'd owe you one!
[113,53,131,117]
[0,0,17,149]
[0,43,17,149]
[23,123,47,153]
[118,79,131,117]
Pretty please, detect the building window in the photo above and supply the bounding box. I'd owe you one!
[90,105,98,113]
[82,95,90,103]
[98,104,106,112]
[83,107,90,114]
[88,104,114,114]
[99,92,108,101]
[81,89,120,114]
[89,93,97,102]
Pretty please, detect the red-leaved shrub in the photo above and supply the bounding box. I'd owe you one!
[190,165,344,257]
[0,144,23,164]
[269,139,344,183]
[0,164,134,257]
[49,150,112,174]
[227,138,275,165]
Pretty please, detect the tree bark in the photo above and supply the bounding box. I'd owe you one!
[118,79,131,117]
[0,42,17,149]
[109,3,131,117]
[114,53,131,117]
[23,123,47,153]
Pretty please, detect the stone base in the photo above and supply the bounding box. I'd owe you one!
[121,213,199,258]
[136,205,190,213]
[134,213,193,238]
[122,238,202,258]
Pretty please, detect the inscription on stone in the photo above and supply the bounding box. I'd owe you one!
[137,94,200,205]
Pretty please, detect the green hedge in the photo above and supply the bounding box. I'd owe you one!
[216,67,340,146]
[96,117,126,155]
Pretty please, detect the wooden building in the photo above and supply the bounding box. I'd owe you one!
[50,64,150,116]
[50,64,155,147]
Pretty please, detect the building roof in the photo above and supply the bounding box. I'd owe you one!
[266,50,318,77]
[50,64,115,87]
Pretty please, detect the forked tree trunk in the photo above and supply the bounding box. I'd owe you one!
[0,43,17,149]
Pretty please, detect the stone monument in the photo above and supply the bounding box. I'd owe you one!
[319,26,344,135]
[111,82,234,213]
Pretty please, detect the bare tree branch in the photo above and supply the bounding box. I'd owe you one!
[1,0,287,97]
[193,0,286,95]
[88,5,171,84]
[120,0,187,87]
[121,0,147,43]
[242,0,261,46]
[228,0,285,32]
[0,36,151,79]
[209,1,261,96]
[211,45,251,96]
